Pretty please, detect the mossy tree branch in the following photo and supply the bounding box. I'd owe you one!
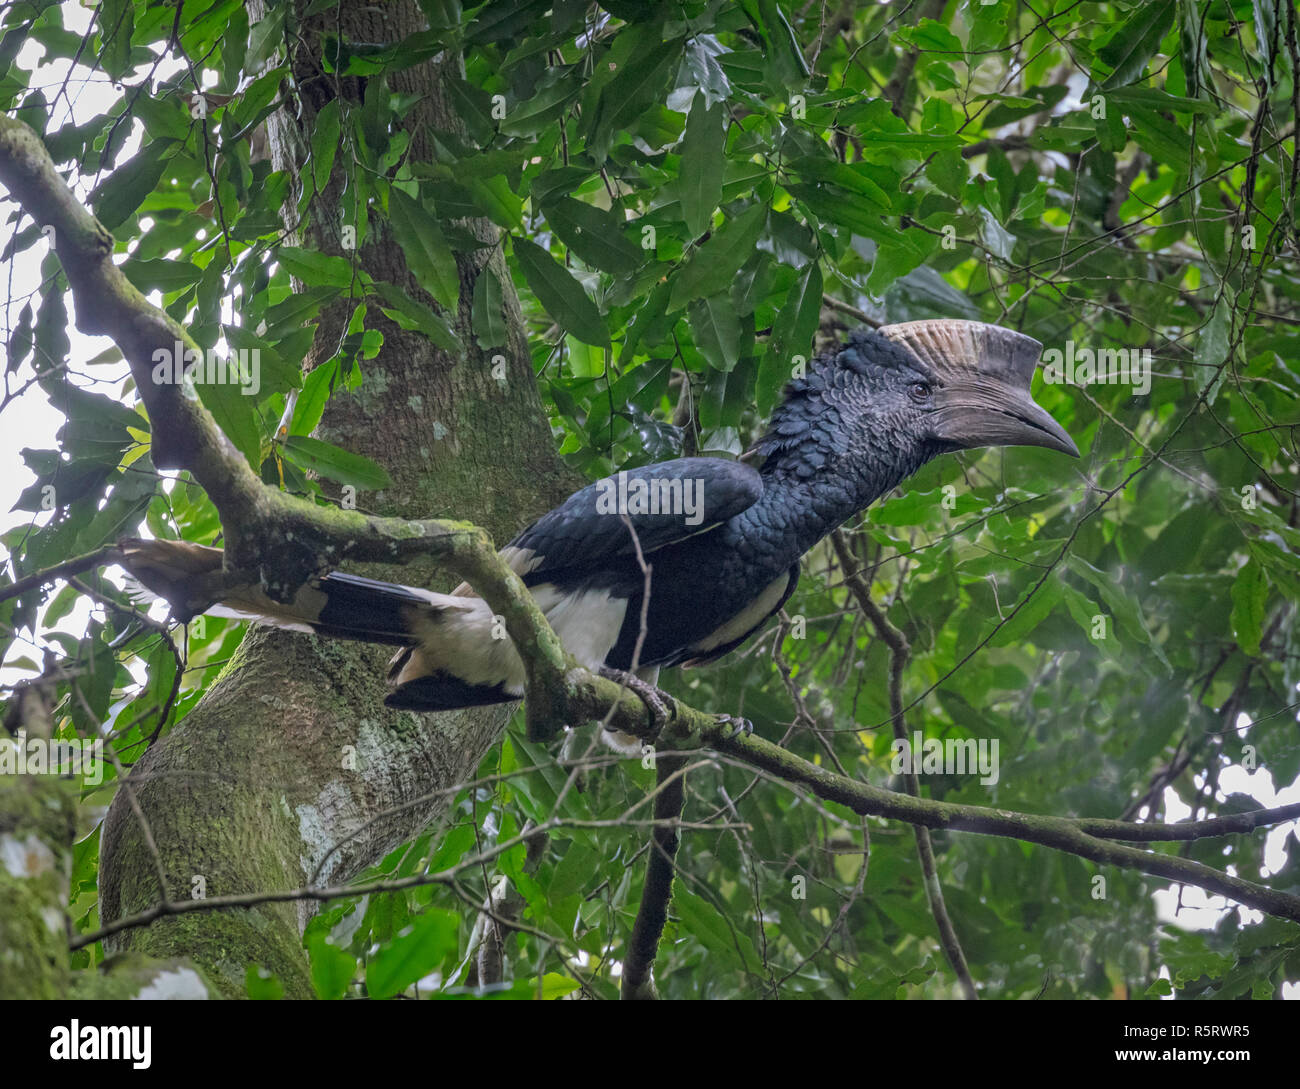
[5,108,1300,981]
[0,112,265,547]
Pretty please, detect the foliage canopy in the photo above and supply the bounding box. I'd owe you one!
[2,0,1299,999]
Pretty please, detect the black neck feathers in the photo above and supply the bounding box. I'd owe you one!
[753,329,931,495]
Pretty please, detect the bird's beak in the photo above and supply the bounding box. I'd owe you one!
[930,377,1080,458]
[878,320,1080,458]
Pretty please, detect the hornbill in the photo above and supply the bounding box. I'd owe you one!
[118,320,1078,748]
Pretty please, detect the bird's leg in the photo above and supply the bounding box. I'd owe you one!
[597,666,676,737]
[713,713,753,740]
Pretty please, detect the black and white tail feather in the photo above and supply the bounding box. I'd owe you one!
[117,538,647,752]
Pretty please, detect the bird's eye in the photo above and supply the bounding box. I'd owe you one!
[908,382,932,402]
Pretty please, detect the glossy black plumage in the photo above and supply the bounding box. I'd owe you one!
[119,320,1078,720]
[503,328,943,675]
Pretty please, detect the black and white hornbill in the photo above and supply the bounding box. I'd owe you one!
[119,320,1078,747]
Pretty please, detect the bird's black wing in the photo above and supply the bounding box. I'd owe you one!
[505,457,762,582]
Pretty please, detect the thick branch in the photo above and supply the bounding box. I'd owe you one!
[8,472,1298,929]
[0,113,266,540]
[0,545,124,602]
[704,727,1300,925]
[620,753,688,1000]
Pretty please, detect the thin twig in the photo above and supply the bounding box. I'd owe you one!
[832,530,978,1000]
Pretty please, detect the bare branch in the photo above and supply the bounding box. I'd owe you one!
[832,530,977,1000]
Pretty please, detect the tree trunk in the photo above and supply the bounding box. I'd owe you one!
[98,1,574,997]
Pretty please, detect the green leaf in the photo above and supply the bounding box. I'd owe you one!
[619,280,671,365]
[499,78,581,137]
[290,358,340,436]
[439,973,580,1000]
[1229,559,1268,656]
[247,5,286,72]
[529,167,593,208]
[976,205,1015,261]
[245,964,284,1000]
[689,293,743,372]
[1178,0,1211,98]
[789,156,892,211]
[387,188,460,310]
[465,175,523,231]
[6,301,33,372]
[262,286,335,340]
[98,0,134,81]
[548,842,601,900]
[283,435,392,490]
[1061,583,1123,662]
[1251,0,1279,85]
[223,323,302,395]
[544,197,643,274]
[1067,555,1171,671]
[1096,0,1176,89]
[1102,86,1218,117]
[227,68,285,140]
[875,487,983,526]
[310,99,341,194]
[276,246,358,290]
[34,285,71,391]
[583,33,682,162]
[472,267,508,351]
[372,281,462,351]
[365,909,459,999]
[786,183,890,240]
[978,86,1069,127]
[769,260,822,382]
[197,379,263,471]
[427,823,476,872]
[668,203,767,312]
[679,93,726,238]
[1126,107,1189,173]
[867,234,934,296]
[895,17,963,54]
[987,575,1064,647]
[308,935,357,1000]
[741,0,811,87]
[1194,300,1231,404]
[122,258,204,293]
[682,37,732,105]
[92,140,173,229]
[673,888,757,972]
[512,236,610,348]
[444,77,495,144]
[466,0,547,43]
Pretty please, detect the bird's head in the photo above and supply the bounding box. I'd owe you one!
[873,319,1079,459]
[754,319,1078,491]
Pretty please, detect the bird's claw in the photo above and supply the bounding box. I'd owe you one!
[597,667,676,738]
[714,713,753,740]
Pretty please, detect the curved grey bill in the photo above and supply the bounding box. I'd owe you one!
[877,319,1079,458]
[931,380,1080,458]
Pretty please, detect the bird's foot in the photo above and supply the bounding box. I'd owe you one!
[597,666,676,738]
[714,713,754,741]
